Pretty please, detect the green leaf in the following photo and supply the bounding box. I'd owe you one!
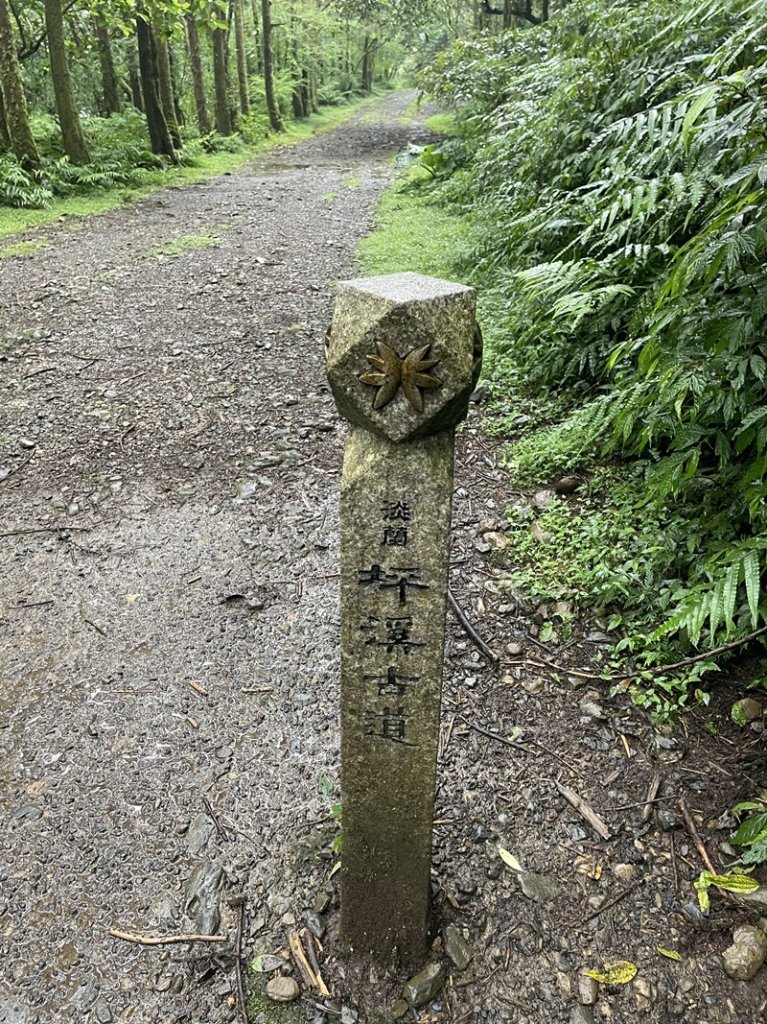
[682,84,719,146]
[732,813,767,848]
[583,961,638,985]
[732,701,748,727]
[656,947,682,961]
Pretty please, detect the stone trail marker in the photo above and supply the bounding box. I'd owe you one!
[325,272,481,966]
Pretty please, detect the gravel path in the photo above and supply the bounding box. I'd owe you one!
[2,91,766,1024]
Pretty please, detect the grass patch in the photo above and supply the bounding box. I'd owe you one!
[357,182,469,279]
[343,175,363,189]
[0,93,382,242]
[0,239,46,258]
[423,112,456,135]
[147,232,217,258]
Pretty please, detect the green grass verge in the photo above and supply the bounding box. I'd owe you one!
[357,180,470,280]
[0,93,384,242]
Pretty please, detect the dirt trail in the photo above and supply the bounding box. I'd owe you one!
[1,92,765,1024]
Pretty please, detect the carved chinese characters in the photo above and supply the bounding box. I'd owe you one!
[326,272,480,966]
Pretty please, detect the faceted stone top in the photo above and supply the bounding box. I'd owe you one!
[326,273,481,443]
[341,271,474,305]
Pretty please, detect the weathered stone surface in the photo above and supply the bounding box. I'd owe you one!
[443,924,472,970]
[183,861,224,935]
[326,272,479,443]
[404,962,445,1006]
[266,976,300,1002]
[723,924,767,980]
[328,273,480,967]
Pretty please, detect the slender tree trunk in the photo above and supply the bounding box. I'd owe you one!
[361,34,376,93]
[261,0,283,131]
[44,0,90,164]
[211,24,231,134]
[154,25,182,147]
[234,0,250,117]
[168,46,185,126]
[542,0,550,20]
[185,15,211,135]
[136,16,176,160]
[0,84,10,149]
[128,53,144,112]
[95,16,121,114]
[250,0,262,73]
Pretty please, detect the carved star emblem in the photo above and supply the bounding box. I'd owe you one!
[359,342,443,413]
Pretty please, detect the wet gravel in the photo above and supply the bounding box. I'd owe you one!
[2,91,767,1024]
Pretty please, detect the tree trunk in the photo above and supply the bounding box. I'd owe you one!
[0,0,37,167]
[128,54,144,112]
[185,14,211,135]
[361,34,376,93]
[250,0,262,73]
[136,16,176,160]
[0,84,10,149]
[261,0,283,132]
[168,46,185,126]
[542,0,550,20]
[234,0,250,117]
[95,16,121,114]
[44,0,90,164]
[211,24,231,134]
[154,25,182,147]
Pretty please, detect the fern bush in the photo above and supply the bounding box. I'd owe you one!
[421,0,767,681]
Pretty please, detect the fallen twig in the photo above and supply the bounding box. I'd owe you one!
[579,881,642,924]
[287,930,318,991]
[203,795,229,843]
[303,930,330,998]
[0,525,90,539]
[23,365,57,379]
[462,718,579,774]
[643,773,662,822]
[448,589,499,663]
[678,797,717,874]
[505,623,767,683]
[109,928,227,946]
[554,780,611,840]
[84,618,107,636]
[0,452,35,483]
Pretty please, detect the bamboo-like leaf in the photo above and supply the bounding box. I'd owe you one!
[583,961,638,985]
[742,550,760,627]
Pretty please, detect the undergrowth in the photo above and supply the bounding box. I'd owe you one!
[412,0,767,715]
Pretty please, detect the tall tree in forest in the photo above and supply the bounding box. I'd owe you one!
[250,0,262,73]
[136,15,176,159]
[0,85,10,149]
[185,13,211,134]
[95,16,121,114]
[0,0,40,167]
[233,0,250,117]
[45,0,91,164]
[154,20,182,146]
[211,15,231,134]
[261,0,283,131]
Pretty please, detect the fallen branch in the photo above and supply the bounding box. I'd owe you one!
[109,929,227,946]
[462,717,579,774]
[678,797,717,874]
[506,623,767,683]
[448,589,499,663]
[642,773,662,822]
[554,780,611,840]
[287,930,317,990]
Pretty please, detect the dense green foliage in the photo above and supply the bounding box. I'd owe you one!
[420,0,767,704]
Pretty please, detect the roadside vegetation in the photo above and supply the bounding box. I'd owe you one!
[364,0,767,717]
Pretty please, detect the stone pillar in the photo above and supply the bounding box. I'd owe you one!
[325,272,481,966]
